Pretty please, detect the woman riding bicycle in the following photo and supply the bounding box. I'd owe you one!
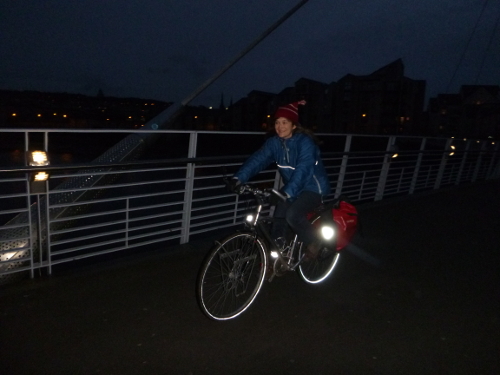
[229,100,331,259]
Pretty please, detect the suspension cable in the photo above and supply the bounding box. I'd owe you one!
[445,0,489,93]
[475,5,500,84]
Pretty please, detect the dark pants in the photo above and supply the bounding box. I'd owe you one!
[272,190,322,246]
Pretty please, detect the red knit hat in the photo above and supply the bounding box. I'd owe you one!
[274,100,306,123]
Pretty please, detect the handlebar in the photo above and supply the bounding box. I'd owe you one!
[224,178,286,202]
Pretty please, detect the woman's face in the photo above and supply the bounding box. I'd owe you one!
[275,117,296,139]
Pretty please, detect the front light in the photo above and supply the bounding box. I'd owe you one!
[270,251,279,258]
[245,215,254,223]
[321,226,335,240]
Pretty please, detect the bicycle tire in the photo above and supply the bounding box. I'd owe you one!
[298,217,341,284]
[197,232,267,320]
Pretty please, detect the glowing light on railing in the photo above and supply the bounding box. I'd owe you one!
[29,151,49,166]
[34,172,49,181]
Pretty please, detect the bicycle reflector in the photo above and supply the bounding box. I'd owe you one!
[321,225,335,240]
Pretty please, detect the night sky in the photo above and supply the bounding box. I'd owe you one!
[1,0,499,107]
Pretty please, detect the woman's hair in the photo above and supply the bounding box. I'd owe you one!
[293,124,323,145]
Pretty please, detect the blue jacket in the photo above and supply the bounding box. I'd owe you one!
[234,133,331,198]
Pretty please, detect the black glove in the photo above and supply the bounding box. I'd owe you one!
[269,189,287,206]
[227,178,244,194]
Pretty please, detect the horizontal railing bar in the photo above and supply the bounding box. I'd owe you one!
[49,165,188,180]
[2,149,490,174]
[0,208,29,217]
[49,208,125,223]
[0,177,27,183]
[0,222,30,231]
[48,178,187,196]
[0,245,31,254]
[51,228,127,246]
[49,234,184,266]
[49,189,186,209]
[0,193,29,200]
[52,238,127,255]
[128,211,183,224]
[51,220,127,235]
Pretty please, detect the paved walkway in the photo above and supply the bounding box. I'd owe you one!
[1,180,499,375]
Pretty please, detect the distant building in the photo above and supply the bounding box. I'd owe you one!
[0,90,171,129]
[427,85,500,138]
[228,90,275,131]
[330,59,426,135]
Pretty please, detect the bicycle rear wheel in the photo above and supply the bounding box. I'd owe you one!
[298,217,340,284]
[298,246,340,283]
[197,232,267,320]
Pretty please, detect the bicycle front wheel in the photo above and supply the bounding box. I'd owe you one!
[197,232,267,320]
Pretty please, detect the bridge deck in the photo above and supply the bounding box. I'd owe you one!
[1,180,499,374]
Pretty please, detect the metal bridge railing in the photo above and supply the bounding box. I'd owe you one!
[1,129,499,283]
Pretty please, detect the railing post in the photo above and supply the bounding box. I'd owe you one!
[180,132,197,244]
[455,140,470,185]
[486,142,499,179]
[434,138,453,190]
[334,135,351,199]
[409,137,426,194]
[375,136,395,201]
[472,141,487,182]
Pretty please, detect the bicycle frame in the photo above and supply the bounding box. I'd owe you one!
[243,193,304,281]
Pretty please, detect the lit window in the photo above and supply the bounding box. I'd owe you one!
[12,113,16,117]
[53,113,57,116]
[63,114,67,118]
[37,114,42,117]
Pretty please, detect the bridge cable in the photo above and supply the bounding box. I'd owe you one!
[445,0,489,93]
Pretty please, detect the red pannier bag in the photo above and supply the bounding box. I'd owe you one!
[332,200,358,251]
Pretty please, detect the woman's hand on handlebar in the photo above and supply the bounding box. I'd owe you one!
[226,178,245,194]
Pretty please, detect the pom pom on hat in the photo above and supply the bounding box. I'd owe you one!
[274,100,306,123]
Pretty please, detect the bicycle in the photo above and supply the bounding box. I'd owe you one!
[196,183,358,321]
